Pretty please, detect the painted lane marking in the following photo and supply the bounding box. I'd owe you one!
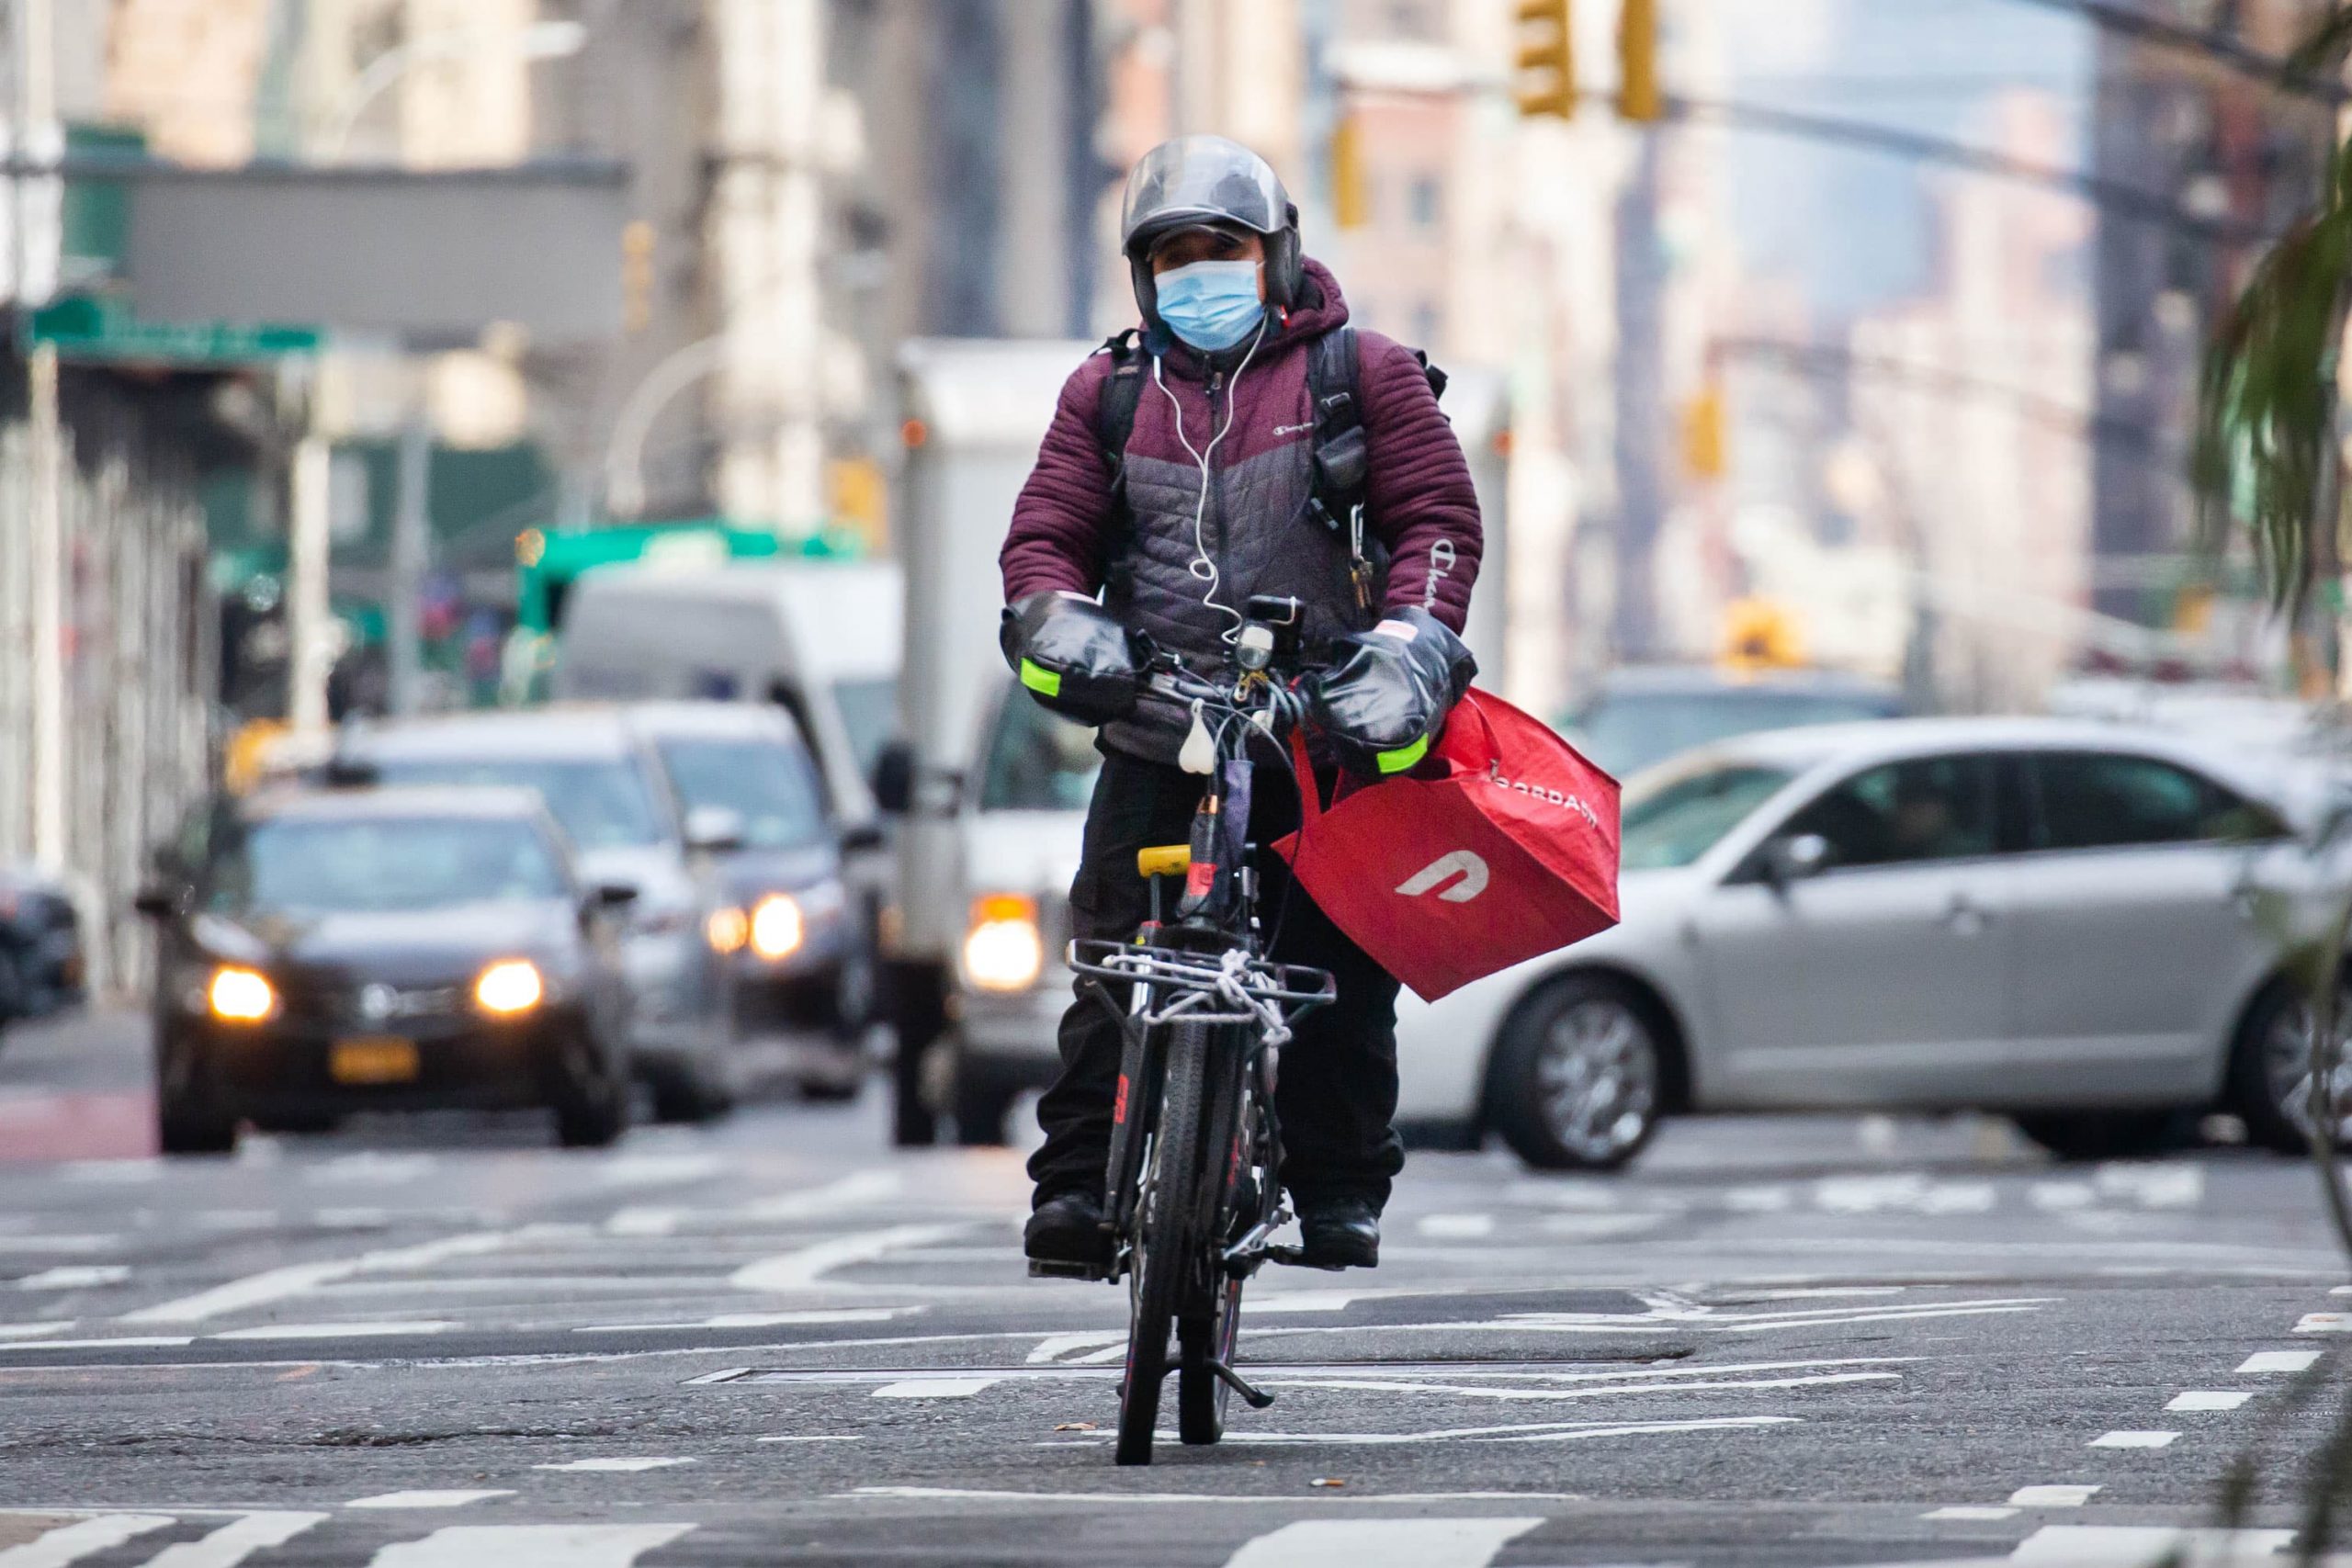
[0,1324,70,1340]
[1243,1371,1900,1403]
[2240,1350,2322,1373]
[872,1378,998,1399]
[2010,1486,2100,1507]
[2294,1314,2352,1335]
[2094,1164,2203,1208]
[1724,1186,1792,1213]
[1221,1517,1542,1568]
[843,1487,1585,1505]
[594,1154,723,1190]
[1741,1288,1907,1302]
[2008,1525,2293,1563]
[1026,1332,1129,1364]
[531,1459,693,1472]
[1173,1416,1799,1448]
[600,1209,682,1238]
[14,1267,129,1291]
[2030,1183,2098,1212]
[755,1435,865,1443]
[144,1511,329,1568]
[345,1491,515,1510]
[0,1237,117,1255]
[308,1153,435,1186]
[1417,1213,1496,1239]
[2088,1431,2179,1449]
[0,1515,175,1567]
[2167,1392,2253,1413]
[577,1308,918,1334]
[1813,1176,1994,1215]
[729,1223,970,1292]
[0,1337,193,1350]
[1926,1506,2020,1521]
[736,1170,904,1223]
[212,1322,454,1341]
[123,1230,514,1325]
[367,1524,695,1568]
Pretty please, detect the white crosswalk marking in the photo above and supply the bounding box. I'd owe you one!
[2008,1525,2295,1564]
[368,1525,695,1568]
[346,1492,514,1510]
[0,1515,175,1568]
[144,1512,329,1568]
[873,1377,997,1398]
[1221,1517,1544,1568]
[728,1223,970,1292]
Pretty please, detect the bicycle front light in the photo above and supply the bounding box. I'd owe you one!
[964,894,1044,993]
[749,894,805,961]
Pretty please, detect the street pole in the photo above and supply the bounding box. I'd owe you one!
[387,408,432,716]
[22,0,63,871]
[1611,134,1666,662]
[288,427,334,736]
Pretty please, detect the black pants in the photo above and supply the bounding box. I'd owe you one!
[1026,750,1405,1211]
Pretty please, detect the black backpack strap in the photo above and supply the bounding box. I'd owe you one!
[1306,327,1367,538]
[1092,330,1146,593]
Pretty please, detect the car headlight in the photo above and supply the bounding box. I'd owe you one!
[964,894,1044,993]
[750,894,805,961]
[706,906,750,954]
[207,965,277,1022]
[474,959,544,1015]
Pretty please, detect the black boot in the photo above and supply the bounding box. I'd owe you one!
[1295,1195,1380,1269]
[1023,1190,1110,1267]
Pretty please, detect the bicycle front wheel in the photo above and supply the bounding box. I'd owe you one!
[1117,1020,1213,1466]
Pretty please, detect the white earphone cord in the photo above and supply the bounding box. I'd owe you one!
[1153,315,1269,648]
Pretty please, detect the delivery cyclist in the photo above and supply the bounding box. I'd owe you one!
[999,135,1484,1271]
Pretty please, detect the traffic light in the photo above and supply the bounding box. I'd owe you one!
[1515,0,1576,120]
[1619,0,1662,122]
[1722,599,1804,671]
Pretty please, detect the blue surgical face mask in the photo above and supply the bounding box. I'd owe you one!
[1153,259,1266,352]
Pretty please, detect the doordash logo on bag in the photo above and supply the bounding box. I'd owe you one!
[1485,764,1602,830]
[1396,850,1490,904]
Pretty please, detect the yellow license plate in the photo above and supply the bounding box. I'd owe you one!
[330,1037,419,1085]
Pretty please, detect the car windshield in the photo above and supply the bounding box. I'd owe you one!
[831,675,899,779]
[656,736,829,849]
[205,816,567,915]
[1620,763,1795,871]
[368,756,664,848]
[979,688,1102,811]
[1573,688,1898,776]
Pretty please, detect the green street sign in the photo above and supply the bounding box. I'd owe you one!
[25,295,322,364]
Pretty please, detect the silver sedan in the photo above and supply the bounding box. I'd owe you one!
[1395,716,2343,1168]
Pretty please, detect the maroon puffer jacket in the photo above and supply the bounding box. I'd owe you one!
[1001,257,1484,762]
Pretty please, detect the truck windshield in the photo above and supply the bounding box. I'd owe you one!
[656,737,829,849]
[979,690,1101,811]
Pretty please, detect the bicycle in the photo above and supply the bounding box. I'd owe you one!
[1027,594,1340,1466]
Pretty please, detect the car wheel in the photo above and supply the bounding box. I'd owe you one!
[2012,1110,2198,1163]
[253,1112,341,1135]
[953,1063,1016,1148]
[556,1066,631,1149]
[157,1096,238,1156]
[1487,976,1663,1171]
[646,1057,733,1124]
[2231,979,2352,1156]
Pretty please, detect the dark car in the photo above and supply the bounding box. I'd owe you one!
[335,708,741,1122]
[1565,665,1908,779]
[627,703,876,1100]
[135,785,637,1154]
[0,864,84,1030]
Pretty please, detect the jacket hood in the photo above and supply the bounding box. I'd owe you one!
[1147,256,1351,378]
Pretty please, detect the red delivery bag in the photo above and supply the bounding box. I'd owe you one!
[1272,687,1621,1001]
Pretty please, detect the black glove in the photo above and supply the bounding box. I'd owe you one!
[1306,607,1476,778]
[999,591,1141,727]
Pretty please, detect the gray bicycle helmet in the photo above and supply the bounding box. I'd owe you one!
[1120,135,1305,320]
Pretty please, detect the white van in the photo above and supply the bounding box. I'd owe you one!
[553,560,902,829]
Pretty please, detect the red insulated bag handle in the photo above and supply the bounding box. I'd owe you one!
[1287,728,1325,825]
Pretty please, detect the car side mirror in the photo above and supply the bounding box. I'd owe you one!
[683,806,746,855]
[131,885,177,919]
[591,881,639,909]
[871,740,914,817]
[838,820,887,854]
[1762,832,1831,889]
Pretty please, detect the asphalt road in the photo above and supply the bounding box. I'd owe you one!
[2,1009,2348,1567]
